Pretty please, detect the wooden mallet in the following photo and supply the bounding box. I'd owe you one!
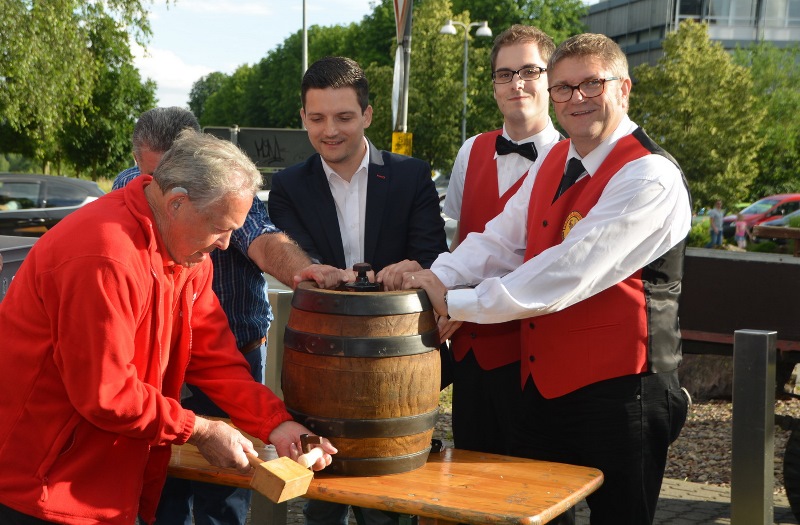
[245,434,326,503]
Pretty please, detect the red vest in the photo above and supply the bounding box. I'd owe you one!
[451,130,528,370]
[521,136,655,398]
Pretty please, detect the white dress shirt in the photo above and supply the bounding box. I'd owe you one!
[322,138,370,270]
[443,118,562,221]
[433,115,692,324]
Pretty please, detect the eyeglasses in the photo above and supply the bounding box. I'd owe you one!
[492,66,547,84]
[547,77,620,103]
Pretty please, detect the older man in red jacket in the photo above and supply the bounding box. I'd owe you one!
[0,131,338,525]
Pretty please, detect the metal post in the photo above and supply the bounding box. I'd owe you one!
[731,329,777,525]
[460,30,468,145]
[399,9,412,133]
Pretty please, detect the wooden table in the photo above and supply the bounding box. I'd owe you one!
[168,442,603,525]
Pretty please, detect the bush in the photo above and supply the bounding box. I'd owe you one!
[688,222,711,247]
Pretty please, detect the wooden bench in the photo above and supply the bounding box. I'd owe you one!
[168,440,603,525]
[752,225,800,257]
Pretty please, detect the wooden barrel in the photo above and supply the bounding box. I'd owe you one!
[281,281,441,476]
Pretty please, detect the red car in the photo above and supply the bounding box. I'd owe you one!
[722,193,800,239]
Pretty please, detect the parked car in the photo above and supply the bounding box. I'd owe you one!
[0,173,104,237]
[722,194,800,239]
[752,208,800,244]
[0,235,36,303]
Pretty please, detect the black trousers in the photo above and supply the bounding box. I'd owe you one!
[513,370,688,525]
[452,350,521,455]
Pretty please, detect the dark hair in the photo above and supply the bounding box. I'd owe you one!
[301,56,369,112]
[132,107,200,158]
[490,25,556,72]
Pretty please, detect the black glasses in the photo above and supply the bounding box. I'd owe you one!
[547,77,620,103]
[492,66,547,84]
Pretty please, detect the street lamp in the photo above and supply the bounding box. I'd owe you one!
[439,20,492,144]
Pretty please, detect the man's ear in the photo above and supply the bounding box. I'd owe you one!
[167,187,188,214]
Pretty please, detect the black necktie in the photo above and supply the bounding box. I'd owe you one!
[495,135,538,162]
[553,158,586,203]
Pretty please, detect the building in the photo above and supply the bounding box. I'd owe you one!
[584,0,800,68]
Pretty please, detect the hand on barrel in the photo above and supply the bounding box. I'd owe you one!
[402,270,448,318]
[377,259,422,291]
[294,264,352,290]
[189,417,260,474]
[269,420,338,472]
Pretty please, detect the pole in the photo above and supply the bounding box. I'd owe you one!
[731,329,776,525]
[460,29,468,145]
[302,0,308,74]
[301,0,308,129]
[400,9,413,132]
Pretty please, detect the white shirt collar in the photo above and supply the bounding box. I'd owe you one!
[321,137,370,182]
[567,114,637,176]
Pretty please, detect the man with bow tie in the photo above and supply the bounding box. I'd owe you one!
[439,24,562,456]
[405,34,692,524]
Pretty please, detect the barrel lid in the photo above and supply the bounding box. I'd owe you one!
[292,281,433,316]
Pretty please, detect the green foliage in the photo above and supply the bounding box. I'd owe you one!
[404,0,477,169]
[687,221,710,248]
[189,72,227,123]
[60,12,156,180]
[0,0,160,174]
[201,65,257,128]
[630,21,765,208]
[790,215,800,229]
[733,43,800,199]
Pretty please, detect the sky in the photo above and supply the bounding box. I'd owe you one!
[132,0,376,108]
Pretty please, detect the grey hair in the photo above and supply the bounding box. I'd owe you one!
[132,107,201,159]
[548,33,629,81]
[152,130,262,209]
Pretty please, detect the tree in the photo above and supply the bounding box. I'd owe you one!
[630,20,765,208]
[734,43,800,198]
[451,0,587,45]
[60,12,156,180]
[189,72,227,123]
[0,0,158,171]
[200,65,256,128]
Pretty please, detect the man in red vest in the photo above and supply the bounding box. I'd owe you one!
[440,24,561,456]
[406,34,692,525]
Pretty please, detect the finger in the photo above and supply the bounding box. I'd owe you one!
[441,322,461,342]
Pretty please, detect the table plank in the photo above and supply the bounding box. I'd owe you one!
[169,444,603,525]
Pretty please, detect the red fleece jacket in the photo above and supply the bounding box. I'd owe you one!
[0,176,292,524]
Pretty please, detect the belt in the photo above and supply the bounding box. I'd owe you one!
[239,337,266,355]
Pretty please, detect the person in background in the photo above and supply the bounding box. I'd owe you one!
[734,212,749,249]
[0,130,336,525]
[706,199,724,248]
[404,34,692,524]
[114,107,346,525]
[268,56,447,525]
[440,24,562,456]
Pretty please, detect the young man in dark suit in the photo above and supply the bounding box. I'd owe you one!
[268,56,448,525]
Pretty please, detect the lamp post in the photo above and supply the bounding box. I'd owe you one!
[439,20,492,144]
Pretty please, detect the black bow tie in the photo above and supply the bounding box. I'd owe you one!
[495,135,538,162]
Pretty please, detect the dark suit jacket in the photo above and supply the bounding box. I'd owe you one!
[268,141,447,272]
